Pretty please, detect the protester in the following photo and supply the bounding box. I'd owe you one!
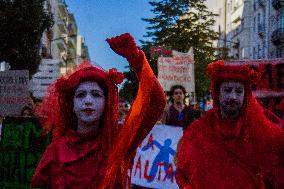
[30,33,166,188]
[118,99,129,125]
[161,85,200,129]
[20,106,34,117]
[176,60,284,189]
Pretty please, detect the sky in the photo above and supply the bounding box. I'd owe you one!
[65,0,154,72]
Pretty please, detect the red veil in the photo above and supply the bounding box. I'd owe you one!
[176,60,284,189]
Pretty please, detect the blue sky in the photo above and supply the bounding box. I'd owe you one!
[65,0,154,72]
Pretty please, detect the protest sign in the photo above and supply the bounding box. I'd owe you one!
[0,70,30,116]
[158,49,195,93]
[228,59,284,117]
[131,124,183,189]
[0,117,49,188]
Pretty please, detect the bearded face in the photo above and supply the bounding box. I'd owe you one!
[219,81,245,120]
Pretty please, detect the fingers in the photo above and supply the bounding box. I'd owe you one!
[106,33,134,48]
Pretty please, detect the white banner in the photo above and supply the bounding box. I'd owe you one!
[131,124,183,189]
[158,49,195,93]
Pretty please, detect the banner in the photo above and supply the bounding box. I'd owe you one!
[0,117,49,188]
[228,59,284,95]
[0,70,30,116]
[228,59,284,117]
[131,124,183,189]
[158,49,195,93]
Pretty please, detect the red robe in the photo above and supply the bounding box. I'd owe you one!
[176,97,284,189]
[31,36,166,188]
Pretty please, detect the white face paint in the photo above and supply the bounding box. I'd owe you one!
[73,81,106,125]
[219,81,245,119]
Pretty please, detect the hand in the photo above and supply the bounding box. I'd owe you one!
[106,33,139,59]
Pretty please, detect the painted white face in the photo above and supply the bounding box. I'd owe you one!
[219,81,245,119]
[73,81,106,124]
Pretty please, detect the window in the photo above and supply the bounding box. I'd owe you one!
[258,44,261,59]
[262,42,265,58]
[280,12,284,28]
[241,48,245,59]
[276,47,284,58]
[254,17,256,32]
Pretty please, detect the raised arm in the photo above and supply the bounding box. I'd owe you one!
[98,33,166,189]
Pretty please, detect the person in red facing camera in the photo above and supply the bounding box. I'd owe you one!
[30,33,166,189]
[176,60,284,189]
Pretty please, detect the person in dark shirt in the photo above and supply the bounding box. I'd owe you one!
[161,85,200,129]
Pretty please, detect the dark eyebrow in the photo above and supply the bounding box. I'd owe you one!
[236,87,244,90]
[75,90,86,94]
[223,86,233,89]
[91,89,104,94]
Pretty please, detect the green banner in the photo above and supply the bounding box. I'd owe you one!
[0,117,50,188]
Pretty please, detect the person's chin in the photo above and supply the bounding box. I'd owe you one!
[82,118,97,125]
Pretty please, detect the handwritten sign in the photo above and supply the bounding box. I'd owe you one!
[0,70,30,116]
[131,124,182,189]
[158,49,195,93]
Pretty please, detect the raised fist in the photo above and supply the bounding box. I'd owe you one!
[106,33,139,59]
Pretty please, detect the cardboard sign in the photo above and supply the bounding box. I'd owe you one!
[0,117,49,188]
[158,49,195,93]
[131,124,183,189]
[0,70,30,116]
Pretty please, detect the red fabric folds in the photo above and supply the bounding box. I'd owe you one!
[176,61,284,189]
[31,33,166,189]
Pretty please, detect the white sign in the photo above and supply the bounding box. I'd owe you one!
[158,49,195,93]
[30,59,60,99]
[131,124,183,189]
[0,70,30,116]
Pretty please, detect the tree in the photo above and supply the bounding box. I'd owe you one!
[119,43,159,102]
[120,0,219,101]
[0,0,53,77]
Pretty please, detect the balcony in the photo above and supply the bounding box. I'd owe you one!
[58,0,68,20]
[271,28,284,45]
[272,0,284,10]
[57,23,67,35]
[258,23,266,38]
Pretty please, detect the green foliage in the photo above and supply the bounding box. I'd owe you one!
[119,44,158,102]
[120,0,219,101]
[0,0,53,77]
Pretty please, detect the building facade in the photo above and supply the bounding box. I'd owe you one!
[206,0,284,60]
[31,0,89,99]
[41,0,89,74]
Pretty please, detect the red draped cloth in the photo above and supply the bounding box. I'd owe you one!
[176,97,284,189]
[30,34,166,189]
[31,130,113,188]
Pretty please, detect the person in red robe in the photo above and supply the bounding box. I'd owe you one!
[176,60,284,189]
[30,33,166,189]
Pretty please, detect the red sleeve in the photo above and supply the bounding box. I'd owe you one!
[123,50,166,156]
[99,36,166,189]
[30,144,58,188]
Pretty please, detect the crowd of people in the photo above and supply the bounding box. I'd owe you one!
[0,33,283,188]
